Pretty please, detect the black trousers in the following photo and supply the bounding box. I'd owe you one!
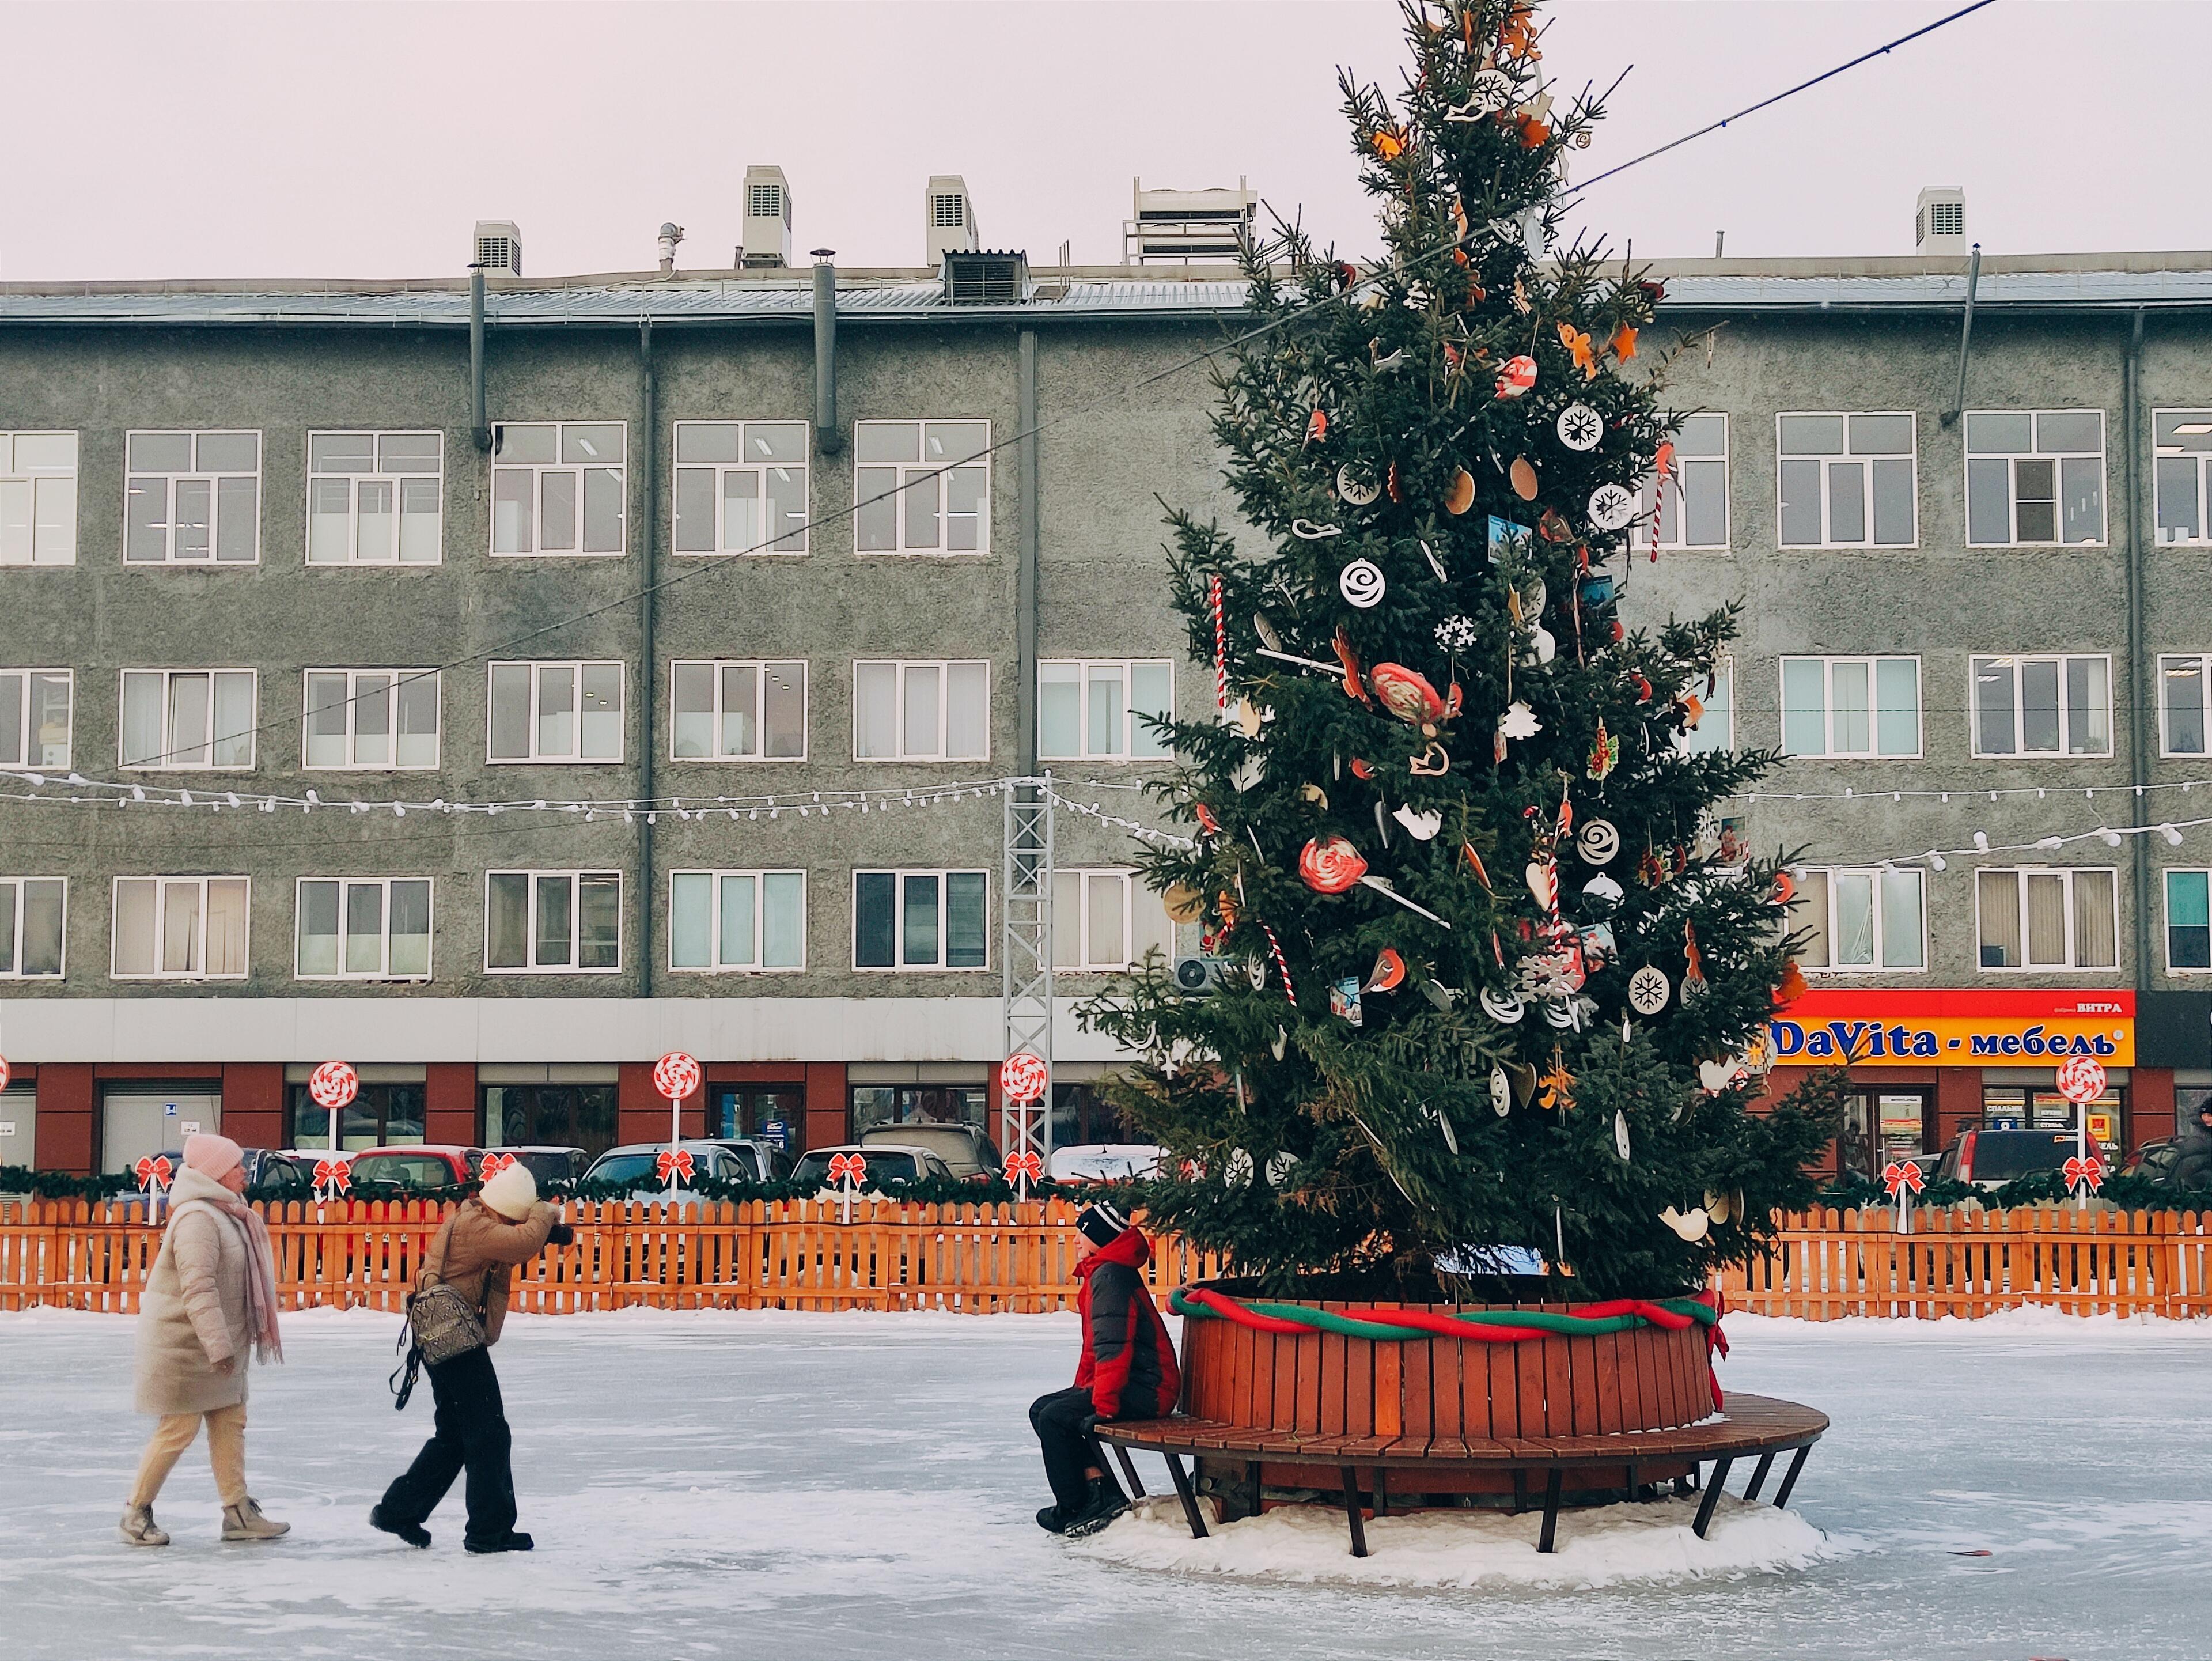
[1030,1386,1111,1513]
[379,1346,517,1542]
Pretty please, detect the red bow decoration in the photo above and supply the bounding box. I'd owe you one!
[480,1153,516,1178]
[1005,1151,1044,1185]
[1881,1160,1925,1197]
[827,1152,867,1186]
[2063,1154,2105,1193]
[135,1155,173,1190]
[313,1159,352,1193]
[655,1147,695,1183]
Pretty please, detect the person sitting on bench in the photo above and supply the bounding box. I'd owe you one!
[1029,1201,1181,1537]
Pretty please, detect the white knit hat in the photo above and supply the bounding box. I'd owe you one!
[479,1159,538,1220]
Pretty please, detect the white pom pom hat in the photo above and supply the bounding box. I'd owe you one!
[479,1159,538,1220]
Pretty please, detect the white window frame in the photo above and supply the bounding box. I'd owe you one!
[0,430,78,565]
[1675,656,1733,755]
[667,869,807,974]
[851,868,990,972]
[1778,656,1922,759]
[110,876,250,981]
[123,430,262,566]
[305,430,444,566]
[119,669,257,771]
[293,876,434,982]
[0,669,72,769]
[1051,868,1175,973]
[1973,866,2120,973]
[852,419,991,555]
[2158,653,2212,757]
[1964,410,2107,547]
[1638,413,1729,552]
[852,659,990,762]
[1775,411,1918,548]
[303,669,441,771]
[2154,409,2212,547]
[672,420,809,555]
[488,421,628,557]
[1790,865,1927,974]
[0,876,66,979]
[669,660,808,762]
[2165,868,2212,974]
[1968,653,2113,759]
[1038,659,1173,762]
[482,870,623,975]
[486,661,626,764]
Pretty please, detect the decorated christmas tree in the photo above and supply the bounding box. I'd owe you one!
[1086,0,1840,1300]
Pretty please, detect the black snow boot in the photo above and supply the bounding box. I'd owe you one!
[1059,1478,1130,1539]
[465,1530,535,1554]
[1036,1504,1067,1533]
[370,1505,431,1549]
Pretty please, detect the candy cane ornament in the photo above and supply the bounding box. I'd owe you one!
[1260,921,1297,1007]
[1210,574,1228,714]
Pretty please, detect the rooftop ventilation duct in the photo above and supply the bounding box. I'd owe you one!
[1915,187,1965,253]
[925,175,980,268]
[941,249,1030,305]
[1123,177,1256,264]
[473,220,522,277]
[739,167,793,269]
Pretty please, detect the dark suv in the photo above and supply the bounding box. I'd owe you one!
[1932,1128,2115,1190]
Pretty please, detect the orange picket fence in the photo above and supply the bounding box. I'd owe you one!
[1717,1206,2212,1320]
[0,1197,1229,1316]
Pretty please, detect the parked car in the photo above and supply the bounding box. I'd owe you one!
[134,1147,315,1206]
[1930,1128,2117,1191]
[790,1144,956,1193]
[583,1140,756,1202]
[491,1145,589,1186]
[859,1122,999,1182]
[343,1145,485,1196]
[700,1138,794,1183]
[1048,1143,1163,1183]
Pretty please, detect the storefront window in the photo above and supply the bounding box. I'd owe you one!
[850,1085,986,1136]
[1840,1088,1930,1175]
[713,1085,803,1144]
[286,1082,425,1151]
[1048,1082,1140,1149]
[482,1083,619,1157]
[1980,1085,2123,1141]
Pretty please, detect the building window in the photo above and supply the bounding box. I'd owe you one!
[673,421,808,555]
[484,871,621,973]
[306,431,442,565]
[490,422,627,555]
[1777,413,1915,547]
[1965,411,2105,546]
[482,1082,619,1160]
[1789,866,1926,972]
[1969,654,2111,758]
[304,669,440,770]
[487,661,624,763]
[1676,658,1732,755]
[669,870,805,972]
[295,877,432,981]
[2158,653,2212,755]
[124,431,260,565]
[0,670,71,768]
[850,1084,988,1136]
[2154,410,2212,546]
[1975,867,2118,971]
[1779,656,1920,758]
[0,877,66,978]
[0,432,77,565]
[1039,660,1172,760]
[120,669,256,770]
[1051,869,1174,971]
[2168,870,2212,970]
[671,660,806,760]
[1638,413,1728,551]
[853,660,989,760]
[112,876,249,979]
[853,869,987,970]
[853,420,990,554]
[287,1080,426,1151]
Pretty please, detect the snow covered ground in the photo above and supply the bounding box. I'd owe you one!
[3,1305,2206,1661]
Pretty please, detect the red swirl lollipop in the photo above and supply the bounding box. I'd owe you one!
[1298,835,1369,895]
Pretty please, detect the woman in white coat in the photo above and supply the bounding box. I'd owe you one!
[119,1132,289,1546]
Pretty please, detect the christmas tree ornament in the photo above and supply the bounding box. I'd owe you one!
[1660,1205,1709,1242]
[1291,517,1343,539]
[1682,922,1709,999]
[1394,804,1444,841]
[1369,126,1405,160]
[1252,612,1283,653]
[1373,800,1391,845]
[1349,756,1375,780]
[1555,402,1603,451]
[1627,964,1671,1015]
[1421,978,1456,1011]
[1509,456,1539,500]
[1556,321,1596,379]
[1339,558,1387,608]
[1776,960,1809,1004]
[1435,614,1480,652]
[1773,870,1797,905]
[1525,625,1557,665]
[1537,1052,1574,1111]
[1361,874,1453,928]
[1298,834,1367,894]
[1163,883,1206,924]
[1330,975,1365,1026]
[1193,803,1221,837]
[1488,1065,1512,1116]
[1698,1058,1737,1094]
[1369,662,1446,725]
[1498,701,1542,742]
[1454,66,1516,117]
[1305,408,1330,444]
[1247,958,1269,990]
[1271,1026,1288,1061]
[1365,947,1407,992]
[1370,343,1407,372]
[1387,460,1405,501]
[1614,1110,1631,1161]
[1608,324,1638,361]
[1518,202,1547,251]
[1524,854,1559,913]
[1444,466,1478,515]
[1578,922,1616,968]
[1705,1191,1732,1226]
[1588,482,1637,531]
[1581,872,1623,904]
[1419,539,1449,581]
[1236,698,1264,737]
[1460,841,1493,889]
[1409,742,1450,775]
[1479,986,1526,1024]
[1489,514,1535,561]
[1297,782,1327,807]
[1336,464,1381,505]
[1586,719,1620,780]
[1436,1106,1459,1155]
[1494,355,1538,399]
[1579,572,1618,607]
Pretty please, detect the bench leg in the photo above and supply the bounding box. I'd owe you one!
[1248,1460,1262,1522]
[1771,1444,1813,1511]
[1536,1469,1563,1554]
[1373,1466,1388,1517]
[1741,1450,1777,1504]
[1692,1457,1733,1539]
[1163,1451,1208,1541]
[1512,1469,1529,1514]
[1108,1443,1145,1499]
[1339,1467,1369,1558]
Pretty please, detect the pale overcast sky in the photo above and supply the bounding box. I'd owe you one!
[0,0,2203,283]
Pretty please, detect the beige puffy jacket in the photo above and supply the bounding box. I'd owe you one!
[419,1197,556,1345]
[133,1166,257,1417]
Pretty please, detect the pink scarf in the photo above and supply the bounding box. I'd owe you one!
[196,1188,285,1365]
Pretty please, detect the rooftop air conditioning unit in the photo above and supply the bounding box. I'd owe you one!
[941,249,1029,305]
[1124,177,1257,265]
[925,174,980,268]
[473,220,522,277]
[740,165,793,269]
[1915,187,1965,253]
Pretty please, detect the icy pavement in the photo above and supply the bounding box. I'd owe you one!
[3,1306,2208,1661]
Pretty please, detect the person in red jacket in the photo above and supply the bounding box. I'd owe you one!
[1029,1201,1182,1537]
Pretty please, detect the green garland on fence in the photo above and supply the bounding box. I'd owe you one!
[1815,1168,2206,1214]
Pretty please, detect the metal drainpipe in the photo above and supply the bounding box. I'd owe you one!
[1940,244,1982,427]
[469,266,491,452]
[2124,307,2150,989]
[637,320,658,1000]
[812,254,842,457]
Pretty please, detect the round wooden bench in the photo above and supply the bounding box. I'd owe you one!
[1094,1392,1829,1557]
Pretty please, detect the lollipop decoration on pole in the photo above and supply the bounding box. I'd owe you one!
[308,1060,358,1205]
[2056,1055,2107,1209]
[1001,1051,1051,1200]
[827,1151,867,1224]
[653,1051,702,1195]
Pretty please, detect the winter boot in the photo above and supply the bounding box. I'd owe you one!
[465,1530,535,1554]
[1035,1504,1067,1534]
[369,1505,431,1549]
[118,1504,169,1548]
[1059,1478,1131,1539]
[221,1498,291,1541]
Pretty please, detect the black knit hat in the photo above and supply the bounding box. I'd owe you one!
[1076,1201,1130,1247]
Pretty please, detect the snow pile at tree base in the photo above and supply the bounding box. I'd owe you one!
[1075,1492,1839,1588]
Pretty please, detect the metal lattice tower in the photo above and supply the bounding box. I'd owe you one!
[1001,774,1054,1169]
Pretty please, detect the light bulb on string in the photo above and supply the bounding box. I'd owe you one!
[2097,827,2121,847]
[1929,852,1946,871]
[1973,832,1989,852]
[2163,824,2185,846]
